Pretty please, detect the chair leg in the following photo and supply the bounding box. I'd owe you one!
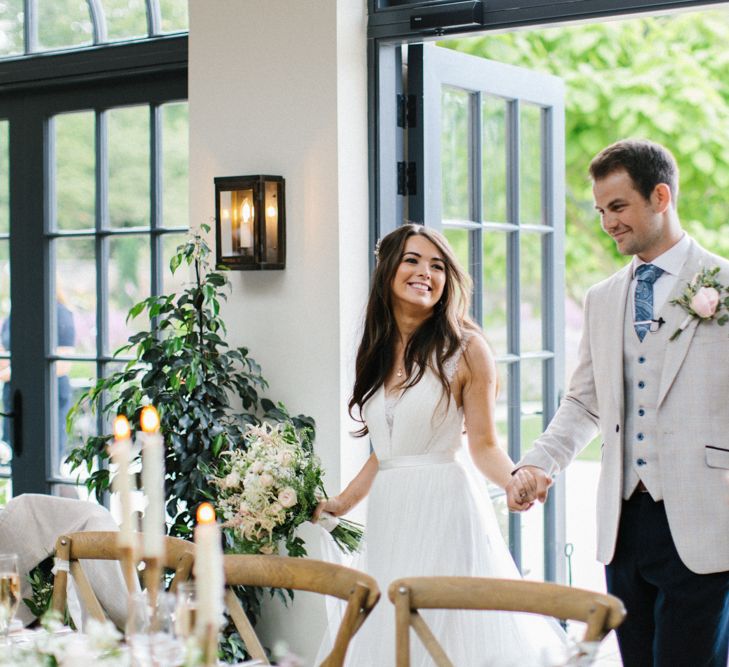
[323,583,369,667]
[51,536,71,617]
[224,588,269,665]
[410,611,453,667]
[70,560,106,622]
[584,600,610,643]
[394,584,411,667]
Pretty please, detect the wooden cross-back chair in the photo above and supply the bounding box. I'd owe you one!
[222,554,380,667]
[389,576,626,667]
[50,530,195,624]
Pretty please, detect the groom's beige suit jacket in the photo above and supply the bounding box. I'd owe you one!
[519,238,729,574]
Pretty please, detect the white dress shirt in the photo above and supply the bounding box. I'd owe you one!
[630,232,691,317]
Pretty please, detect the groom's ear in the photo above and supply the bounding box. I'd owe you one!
[651,182,672,214]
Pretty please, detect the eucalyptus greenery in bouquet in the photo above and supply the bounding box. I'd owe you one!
[207,421,362,557]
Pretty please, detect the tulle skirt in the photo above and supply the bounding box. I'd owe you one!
[317,457,567,667]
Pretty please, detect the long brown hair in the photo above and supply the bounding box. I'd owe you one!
[349,224,476,436]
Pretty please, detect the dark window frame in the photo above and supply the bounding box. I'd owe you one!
[0,34,187,496]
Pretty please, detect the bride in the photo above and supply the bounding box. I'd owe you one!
[315,224,565,666]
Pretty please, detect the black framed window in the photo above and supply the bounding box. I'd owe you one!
[0,4,187,502]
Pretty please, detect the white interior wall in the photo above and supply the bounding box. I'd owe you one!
[189,0,369,661]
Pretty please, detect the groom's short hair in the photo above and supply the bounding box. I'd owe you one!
[589,139,679,205]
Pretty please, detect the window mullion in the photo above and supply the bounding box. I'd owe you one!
[469,91,483,325]
[506,97,522,569]
[23,0,38,54]
[87,0,108,45]
[150,104,162,298]
[96,110,109,441]
[146,0,162,36]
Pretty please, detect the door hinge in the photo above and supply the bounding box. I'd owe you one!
[397,161,417,196]
[396,94,416,129]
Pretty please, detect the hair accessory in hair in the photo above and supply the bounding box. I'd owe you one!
[374,238,382,262]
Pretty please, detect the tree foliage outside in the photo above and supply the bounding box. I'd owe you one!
[442,8,729,302]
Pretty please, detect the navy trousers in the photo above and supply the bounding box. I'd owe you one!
[605,492,729,667]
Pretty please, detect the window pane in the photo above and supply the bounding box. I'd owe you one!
[443,227,469,275]
[482,95,508,223]
[159,0,188,33]
[441,86,470,222]
[482,231,508,356]
[54,238,96,356]
[51,360,94,479]
[55,111,95,231]
[161,102,188,229]
[0,477,10,506]
[0,0,23,57]
[101,0,147,41]
[37,0,93,51]
[490,361,510,546]
[0,120,8,233]
[108,235,150,354]
[520,358,545,580]
[520,232,543,353]
[108,106,150,229]
[162,232,188,295]
[0,239,9,485]
[0,240,9,325]
[520,103,543,225]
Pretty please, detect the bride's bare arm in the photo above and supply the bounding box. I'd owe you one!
[460,336,515,489]
[312,451,379,520]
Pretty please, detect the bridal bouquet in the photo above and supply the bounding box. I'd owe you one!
[208,421,362,557]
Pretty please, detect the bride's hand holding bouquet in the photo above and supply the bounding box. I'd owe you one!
[206,421,363,557]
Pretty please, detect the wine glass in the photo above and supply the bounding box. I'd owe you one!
[174,582,197,640]
[0,553,20,646]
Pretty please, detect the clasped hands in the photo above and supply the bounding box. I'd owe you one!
[506,465,552,512]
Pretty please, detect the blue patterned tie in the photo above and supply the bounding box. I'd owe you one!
[634,264,664,341]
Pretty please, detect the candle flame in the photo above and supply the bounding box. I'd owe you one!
[197,502,216,524]
[140,405,160,433]
[241,200,253,223]
[113,415,131,440]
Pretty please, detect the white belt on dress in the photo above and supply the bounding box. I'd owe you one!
[378,451,456,470]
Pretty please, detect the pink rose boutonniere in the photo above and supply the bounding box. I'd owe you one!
[670,266,729,340]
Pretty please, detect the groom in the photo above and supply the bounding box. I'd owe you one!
[508,139,729,667]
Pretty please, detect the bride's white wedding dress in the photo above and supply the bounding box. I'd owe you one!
[318,345,566,666]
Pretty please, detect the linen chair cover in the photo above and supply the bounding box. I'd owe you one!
[0,493,129,627]
[388,576,626,667]
[50,530,195,627]
[222,554,380,667]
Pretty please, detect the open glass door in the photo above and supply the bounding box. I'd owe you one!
[406,43,566,582]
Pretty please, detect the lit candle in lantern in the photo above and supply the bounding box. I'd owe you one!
[194,502,224,648]
[140,405,165,559]
[111,415,133,548]
[240,198,253,250]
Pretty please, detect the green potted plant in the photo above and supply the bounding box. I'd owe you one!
[63,224,314,660]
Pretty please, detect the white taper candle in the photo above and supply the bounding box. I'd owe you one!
[111,415,133,548]
[140,405,166,558]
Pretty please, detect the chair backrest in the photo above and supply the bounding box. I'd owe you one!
[222,554,380,667]
[388,576,626,667]
[51,530,195,624]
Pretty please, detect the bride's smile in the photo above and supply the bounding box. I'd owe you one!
[390,235,446,311]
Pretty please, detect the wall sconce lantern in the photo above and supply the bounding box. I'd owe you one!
[214,175,286,270]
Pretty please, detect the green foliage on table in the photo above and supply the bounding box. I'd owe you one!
[24,557,75,628]
[441,9,729,303]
